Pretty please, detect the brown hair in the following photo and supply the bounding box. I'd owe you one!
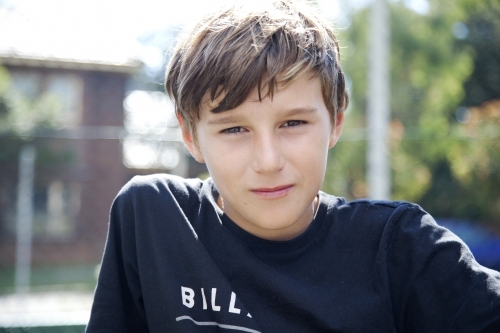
[165,0,349,135]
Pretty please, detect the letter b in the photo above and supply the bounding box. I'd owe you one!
[181,287,195,308]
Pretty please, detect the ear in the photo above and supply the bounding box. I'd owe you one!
[328,111,344,149]
[177,114,205,163]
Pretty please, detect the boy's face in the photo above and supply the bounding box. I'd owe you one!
[181,74,343,241]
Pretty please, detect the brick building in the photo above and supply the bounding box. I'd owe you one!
[0,52,141,266]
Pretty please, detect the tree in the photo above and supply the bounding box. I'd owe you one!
[0,65,67,164]
[324,0,472,198]
[0,66,65,134]
[323,0,500,226]
[418,0,500,222]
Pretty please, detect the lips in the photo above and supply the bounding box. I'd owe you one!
[250,185,294,199]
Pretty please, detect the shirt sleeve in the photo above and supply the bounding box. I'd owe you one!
[86,185,149,333]
[388,204,500,333]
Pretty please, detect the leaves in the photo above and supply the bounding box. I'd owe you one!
[0,67,65,136]
[323,0,500,225]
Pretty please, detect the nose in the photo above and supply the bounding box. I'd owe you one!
[252,132,284,174]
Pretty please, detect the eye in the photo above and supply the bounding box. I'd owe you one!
[221,126,245,134]
[282,120,305,127]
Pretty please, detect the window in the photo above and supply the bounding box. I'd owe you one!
[38,181,80,239]
[1,180,81,241]
[9,71,83,128]
[45,74,83,127]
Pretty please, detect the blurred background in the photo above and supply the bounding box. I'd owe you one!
[0,0,499,331]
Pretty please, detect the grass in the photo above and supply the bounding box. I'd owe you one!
[0,326,85,333]
[0,263,99,294]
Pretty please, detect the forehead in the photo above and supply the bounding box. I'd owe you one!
[200,73,325,119]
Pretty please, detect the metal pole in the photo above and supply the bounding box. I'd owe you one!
[15,145,36,294]
[367,0,391,200]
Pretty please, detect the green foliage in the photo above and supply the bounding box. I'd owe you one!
[323,0,500,225]
[420,100,500,222]
[0,66,65,136]
[325,0,472,200]
[459,1,500,106]
[419,2,500,223]
[0,65,73,169]
[388,0,474,202]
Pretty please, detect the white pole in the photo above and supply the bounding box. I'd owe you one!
[15,145,36,294]
[367,0,391,200]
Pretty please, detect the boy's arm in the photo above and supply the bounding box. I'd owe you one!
[86,188,149,332]
[388,204,500,332]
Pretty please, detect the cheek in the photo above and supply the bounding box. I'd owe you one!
[300,148,329,171]
[201,137,249,165]
[199,144,240,182]
[296,136,330,175]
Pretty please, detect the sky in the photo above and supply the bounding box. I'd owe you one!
[0,0,347,66]
[0,0,428,67]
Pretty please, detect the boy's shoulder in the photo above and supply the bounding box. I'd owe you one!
[325,193,428,223]
[120,173,205,195]
[337,196,420,210]
[115,173,210,210]
[111,174,217,227]
[323,194,440,241]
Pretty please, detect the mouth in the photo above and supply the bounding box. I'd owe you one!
[250,185,294,199]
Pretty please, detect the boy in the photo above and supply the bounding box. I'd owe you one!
[87,0,500,332]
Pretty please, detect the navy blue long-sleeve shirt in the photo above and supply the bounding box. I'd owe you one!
[87,174,500,332]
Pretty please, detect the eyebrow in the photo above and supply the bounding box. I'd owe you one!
[207,114,244,125]
[206,107,318,126]
[282,107,318,117]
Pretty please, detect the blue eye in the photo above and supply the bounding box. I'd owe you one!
[283,120,304,127]
[222,127,243,134]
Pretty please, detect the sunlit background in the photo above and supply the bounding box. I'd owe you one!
[1,0,499,331]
